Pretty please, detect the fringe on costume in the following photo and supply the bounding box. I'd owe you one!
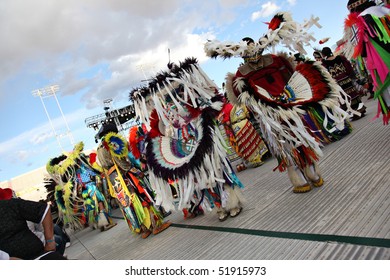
[99,130,166,234]
[226,61,353,171]
[342,9,390,124]
[46,142,110,231]
[130,58,245,212]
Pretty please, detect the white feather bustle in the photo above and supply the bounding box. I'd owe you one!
[341,26,355,60]
[133,65,221,125]
[227,64,356,167]
[148,128,232,212]
[132,60,246,214]
[204,12,321,59]
[204,40,248,58]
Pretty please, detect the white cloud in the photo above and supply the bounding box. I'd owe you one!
[251,1,281,21]
[1,0,250,180]
[0,0,241,110]
[287,0,297,6]
[30,132,55,145]
[219,0,249,8]
[77,32,213,109]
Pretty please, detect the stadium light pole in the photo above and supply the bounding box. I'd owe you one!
[32,85,75,152]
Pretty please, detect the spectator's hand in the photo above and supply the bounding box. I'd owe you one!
[44,241,56,252]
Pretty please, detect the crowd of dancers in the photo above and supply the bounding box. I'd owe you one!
[5,0,387,258]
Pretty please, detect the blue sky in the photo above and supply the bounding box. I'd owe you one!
[0,0,353,182]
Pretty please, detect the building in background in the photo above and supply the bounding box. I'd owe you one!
[0,166,48,201]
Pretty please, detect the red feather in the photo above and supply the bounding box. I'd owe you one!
[184,104,202,120]
[319,37,330,44]
[129,126,141,159]
[268,17,282,30]
[148,109,163,138]
[102,141,109,151]
[296,63,331,102]
[345,12,365,58]
[89,153,97,165]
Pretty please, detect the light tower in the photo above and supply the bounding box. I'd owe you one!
[32,85,75,152]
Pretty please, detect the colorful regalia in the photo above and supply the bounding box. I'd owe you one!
[219,101,269,169]
[45,142,115,231]
[130,58,245,221]
[321,48,367,119]
[293,58,353,144]
[128,124,148,172]
[342,0,390,124]
[128,124,172,217]
[95,124,170,238]
[205,11,354,193]
[217,104,244,170]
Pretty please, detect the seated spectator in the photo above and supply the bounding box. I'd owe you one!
[40,200,72,251]
[28,221,67,256]
[0,187,67,260]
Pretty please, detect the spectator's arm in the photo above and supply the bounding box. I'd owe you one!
[0,249,10,260]
[41,206,56,252]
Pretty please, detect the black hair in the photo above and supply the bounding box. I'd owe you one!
[242,37,255,45]
[294,53,305,62]
[95,122,118,141]
[321,47,333,58]
[313,51,322,59]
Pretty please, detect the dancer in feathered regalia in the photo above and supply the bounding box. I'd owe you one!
[46,142,115,231]
[321,46,367,120]
[127,124,155,202]
[205,11,355,193]
[130,58,245,221]
[291,52,353,144]
[96,123,171,238]
[342,0,390,124]
[128,124,148,172]
[128,124,172,217]
[218,100,269,171]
